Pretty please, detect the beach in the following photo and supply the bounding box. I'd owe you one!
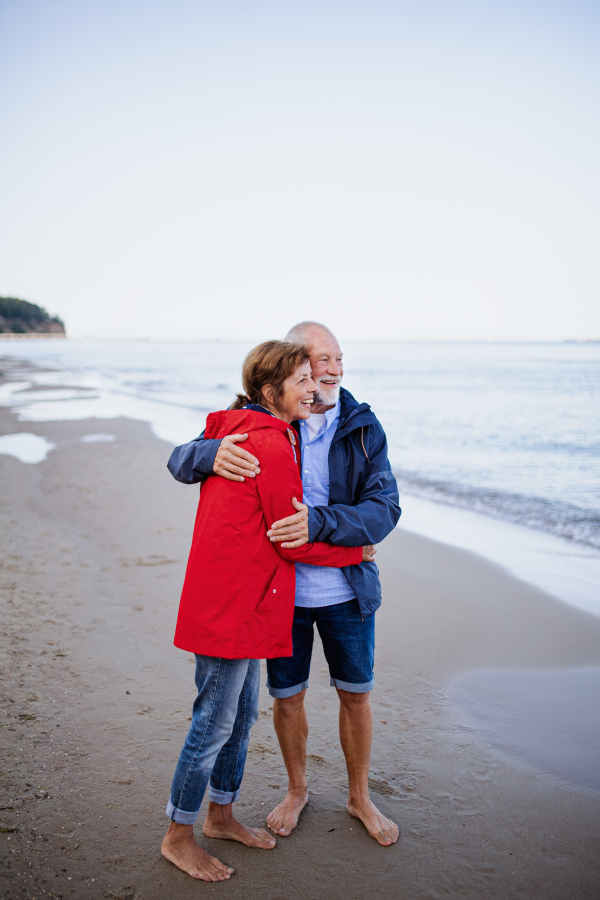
[1,380,600,899]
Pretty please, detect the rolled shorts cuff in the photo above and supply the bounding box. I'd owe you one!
[267,678,309,699]
[166,798,199,825]
[208,785,241,805]
[330,676,374,693]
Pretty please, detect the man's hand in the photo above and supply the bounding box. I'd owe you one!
[362,544,377,562]
[213,433,261,482]
[267,497,309,549]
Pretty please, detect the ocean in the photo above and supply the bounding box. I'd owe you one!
[1,338,599,613]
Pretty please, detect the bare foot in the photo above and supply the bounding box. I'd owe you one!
[203,803,276,849]
[161,822,234,881]
[266,788,308,836]
[347,798,400,846]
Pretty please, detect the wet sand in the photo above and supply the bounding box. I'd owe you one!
[1,397,600,899]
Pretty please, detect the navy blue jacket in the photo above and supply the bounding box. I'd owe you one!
[167,388,401,616]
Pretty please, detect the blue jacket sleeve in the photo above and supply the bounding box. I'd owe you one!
[167,430,222,484]
[307,426,401,546]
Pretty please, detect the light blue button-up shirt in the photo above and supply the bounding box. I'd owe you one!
[295,400,355,608]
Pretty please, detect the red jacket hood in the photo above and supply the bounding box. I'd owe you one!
[204,408,298,441]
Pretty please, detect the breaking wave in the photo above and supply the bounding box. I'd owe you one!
[394,469,600,550]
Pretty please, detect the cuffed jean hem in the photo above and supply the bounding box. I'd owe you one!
[166,799,199,825]
[266,678,309,699]
[208,785,241,805]
[330,676,374,693]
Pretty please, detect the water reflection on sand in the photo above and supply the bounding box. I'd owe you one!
[448,667,600,796]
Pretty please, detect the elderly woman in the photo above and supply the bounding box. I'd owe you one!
[161,341,374,882]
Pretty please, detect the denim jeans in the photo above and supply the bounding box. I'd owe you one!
[166,655,260,825]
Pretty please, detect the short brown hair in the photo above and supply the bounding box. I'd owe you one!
[231,340,309,410]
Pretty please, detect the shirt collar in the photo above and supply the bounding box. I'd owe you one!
[324,399,341,423]
[300,399,341,436]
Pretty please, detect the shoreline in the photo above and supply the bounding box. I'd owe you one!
[0,333,67,340]
[1,395,600,898]
[399,494,600,618]
[2,352,599,620]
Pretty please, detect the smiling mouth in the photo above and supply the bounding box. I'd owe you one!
[300,399,313,405]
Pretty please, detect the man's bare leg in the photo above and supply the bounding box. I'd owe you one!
[161,822,234,881]
[337,688,400,847]
[266,690,309,836]
[203,800,276,848]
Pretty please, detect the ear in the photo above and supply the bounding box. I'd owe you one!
[262,384,274,406]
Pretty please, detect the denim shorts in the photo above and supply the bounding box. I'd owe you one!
[266,599,375,698]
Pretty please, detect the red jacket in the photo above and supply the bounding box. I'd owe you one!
[174,409,362,659]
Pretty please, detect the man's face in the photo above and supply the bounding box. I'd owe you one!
[307,329,344,407]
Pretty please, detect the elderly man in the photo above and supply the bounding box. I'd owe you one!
[167,322,401,846]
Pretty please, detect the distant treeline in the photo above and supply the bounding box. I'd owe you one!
[0,296,66,334]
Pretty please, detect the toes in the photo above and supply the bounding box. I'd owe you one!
[384,821,400,842]
[210,869,231,881]
[213,861,234,876]
[249,827,276,847]
[266,813,295,836]
[377,823,399,844]
[372,827,392,844]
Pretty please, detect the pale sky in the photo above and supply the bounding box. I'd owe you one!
[1,0,599,341]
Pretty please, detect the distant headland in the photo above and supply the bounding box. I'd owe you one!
[0,296,66,337]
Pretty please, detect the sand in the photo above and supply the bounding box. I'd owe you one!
[1,384,600,900]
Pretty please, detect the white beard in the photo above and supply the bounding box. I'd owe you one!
[314,381,341,405]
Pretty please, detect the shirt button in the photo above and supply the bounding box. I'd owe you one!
[273,589,277,593]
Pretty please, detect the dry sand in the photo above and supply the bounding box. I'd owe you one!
[1,387,600,899]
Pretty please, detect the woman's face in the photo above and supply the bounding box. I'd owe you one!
[270,362,317,423]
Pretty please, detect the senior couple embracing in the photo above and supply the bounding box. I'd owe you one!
[161,322,401,881]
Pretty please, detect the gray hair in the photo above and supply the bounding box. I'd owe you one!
[284,321,335,344]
